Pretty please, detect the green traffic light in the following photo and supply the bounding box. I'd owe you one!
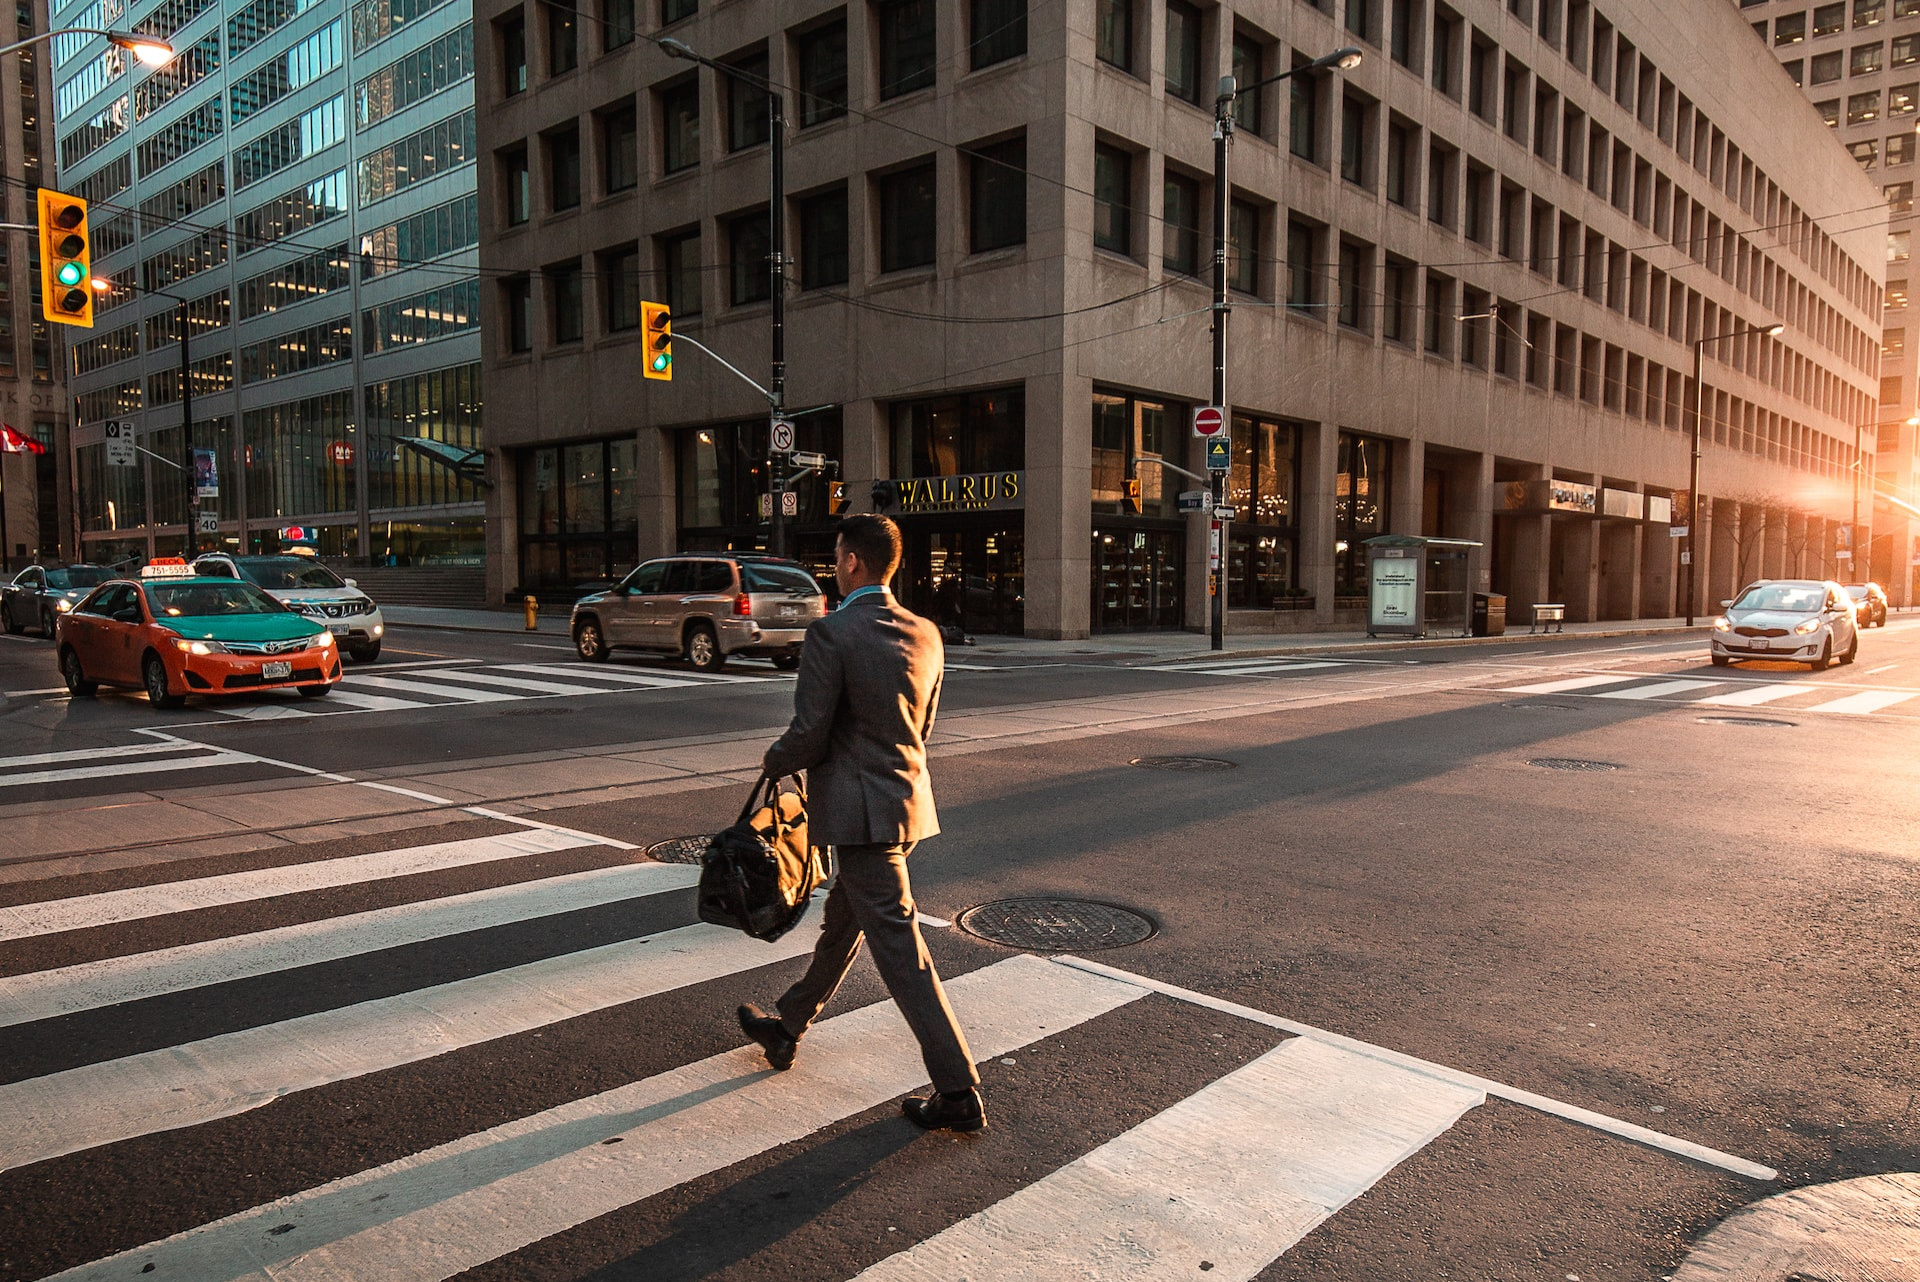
[55,261,86,287]
[651,353,670,372]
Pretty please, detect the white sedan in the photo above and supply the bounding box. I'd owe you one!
[190,554,386,662]
[1712,580,1859,670]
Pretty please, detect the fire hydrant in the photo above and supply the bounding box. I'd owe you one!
[524,595,539,631]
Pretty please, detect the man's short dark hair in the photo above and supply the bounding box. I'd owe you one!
[838,514,902,580]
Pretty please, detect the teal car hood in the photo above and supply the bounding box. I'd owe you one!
[164,613,323,643]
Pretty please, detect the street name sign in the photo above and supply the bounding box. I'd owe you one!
[1177,490,1209,512]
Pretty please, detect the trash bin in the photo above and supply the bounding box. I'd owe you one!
[1472,593,1506,637]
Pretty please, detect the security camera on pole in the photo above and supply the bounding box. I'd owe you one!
[1209,46,1362,650]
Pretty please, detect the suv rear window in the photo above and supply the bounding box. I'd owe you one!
[693,561,735,592]
[742,564,821,594]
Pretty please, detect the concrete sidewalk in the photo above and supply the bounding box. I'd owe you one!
[380,602,1713,663]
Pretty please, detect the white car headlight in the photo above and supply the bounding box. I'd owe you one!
[55,597,74,612]
[1713,617,1731,632]
[314,631,335,648]
[1794,617,1820,635]
[173,638,227,655]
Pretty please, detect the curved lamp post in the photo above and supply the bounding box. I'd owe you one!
[1685,320,1784,625]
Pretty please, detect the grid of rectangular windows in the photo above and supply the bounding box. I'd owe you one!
[142,229,225,291]
[139,160,224,235]
[73,155,130,203]
[244,392,355,517]
[357,110,474,204]
[230,21,343,124]
[133,31,219,121]
[351,0,457,54]
[236,170,350,251]
[228,0,323,58]
[359,192,477,278]
[234,95,347,189]
[55,49,123,120]
[148,352,234,404]
[76,382,143,423]
[93,213,136,256]
[58,100,123,169]
[361,278,479,352]
[144,287,229,347]
[238,243,351,318]
[136,99,221,176]
[363,363,483,510]
[133,0,216,39]
[240,318,353,383]
[73,322,139,374]
[355,23,472,130]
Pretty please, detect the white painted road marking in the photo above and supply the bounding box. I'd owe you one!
[0,913,822,1170]
[1696,683,1807,707]
[1499,674,1641,694]
[347,674,519,702]
[1800,688,1920,715]
[0,749,257,789]
[1593,678,1722,700]
[0,827,596,942]
[376,668,609,696]
[0,863,701,1027]
[45,956,1137,1282]
[853,1037,1483,1282]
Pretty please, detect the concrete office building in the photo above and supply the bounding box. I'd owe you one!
[0,0,71,570]
[476,0,1880,638]
[1745,0,1920,601]
[51,0,485,591]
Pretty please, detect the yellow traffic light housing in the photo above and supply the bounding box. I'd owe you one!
[828,481,848,515]
[38,190,93,327]
[1124,476,1142,513]
[641,301,671,380]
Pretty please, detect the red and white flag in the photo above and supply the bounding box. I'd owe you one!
[0,425,46,455]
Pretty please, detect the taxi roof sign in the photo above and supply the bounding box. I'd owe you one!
[141,558,195,578]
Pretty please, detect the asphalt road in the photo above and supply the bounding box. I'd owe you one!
[1,614,1916,1281]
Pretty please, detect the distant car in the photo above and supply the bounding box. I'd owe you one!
[1842,582,1889,628]
[569,554,827,672]
[1,564,111,636]
[55,561,342,708]
[1712,579,1860,670]
[190,553,385,662]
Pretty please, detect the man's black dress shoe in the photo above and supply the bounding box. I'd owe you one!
[902,1087,986,1132]
[737,1004,797,1070]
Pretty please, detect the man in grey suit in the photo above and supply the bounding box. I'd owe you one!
[737,514,984,1132]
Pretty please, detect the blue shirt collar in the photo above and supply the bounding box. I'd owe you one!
[838,584,890,610]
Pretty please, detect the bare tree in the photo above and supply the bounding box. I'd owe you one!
[1715,491,1790,587]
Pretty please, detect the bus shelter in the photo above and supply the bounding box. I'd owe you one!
[1363,535,1482,638]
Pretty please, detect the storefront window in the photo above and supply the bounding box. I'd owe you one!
[1334,430,1393,597]
[517,434,644,587]
[1227,414,1302,606]
[678,414,843,536]
[890,386,1023,476]
[1091,389,1180,517]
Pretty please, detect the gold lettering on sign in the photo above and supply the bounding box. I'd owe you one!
[959,475,978,502]
[1003,472,1019,499]
[890,470,1027,513]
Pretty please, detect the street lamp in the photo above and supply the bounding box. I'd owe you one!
[91,277,202,555]
[1207,46,1362,649]
[0,28,173,64]
[1685,320,1784,625]
[660,37,793,558]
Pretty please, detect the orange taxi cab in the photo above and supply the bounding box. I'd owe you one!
[55,559,342,709]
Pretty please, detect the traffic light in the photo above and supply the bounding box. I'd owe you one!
[37,189,93,327]
[828,481,848,515]
[641,301,671,380]
[1124,476,1142,513]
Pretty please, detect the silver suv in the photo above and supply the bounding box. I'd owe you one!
[570,555,826,672]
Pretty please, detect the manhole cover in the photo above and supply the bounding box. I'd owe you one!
[1697,715,1795,728]
[644,836,709,864]
[1504,702,1578,711]
[1528,757,1622,772]
[957,898,1157,952]
[1130,756,1237,772]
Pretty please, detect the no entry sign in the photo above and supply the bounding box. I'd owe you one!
[1192,405,1225,437]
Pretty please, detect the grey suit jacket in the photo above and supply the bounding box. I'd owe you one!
[763,590,943,846]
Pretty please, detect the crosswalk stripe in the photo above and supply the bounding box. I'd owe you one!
[390,669,610,696]
[1800,688,1920,715]
[46,955,1139,1282]
[852,1036,1484,1282]
[0,863,700,1028]
[1592,678,1721,700]
[312,689,432,712]
[346,674,519,702]
[1498,674,1641,694]
[0,827,596,942]
[0,913,821,1170]
[1696,683,1807,707]
[0,741,206,770]
[497,663,702,688]
[0,749,256,789]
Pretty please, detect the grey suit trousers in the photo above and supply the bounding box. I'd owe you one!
[775,842,979,1096]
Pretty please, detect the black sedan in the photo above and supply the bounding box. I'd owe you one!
[2,564,113,636]
[1843,582,1890,628]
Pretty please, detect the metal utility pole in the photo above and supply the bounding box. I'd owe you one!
[1209,80,1233,651]
[662,38,791,558]
[178,296,196,554]
[1208,47,1361,651]
[1685,321,1783,625]
[768,88,789,559]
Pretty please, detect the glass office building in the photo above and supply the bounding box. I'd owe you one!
[52,0,484,579]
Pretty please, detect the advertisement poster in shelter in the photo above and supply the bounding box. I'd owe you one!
[1369,552,1418,627]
